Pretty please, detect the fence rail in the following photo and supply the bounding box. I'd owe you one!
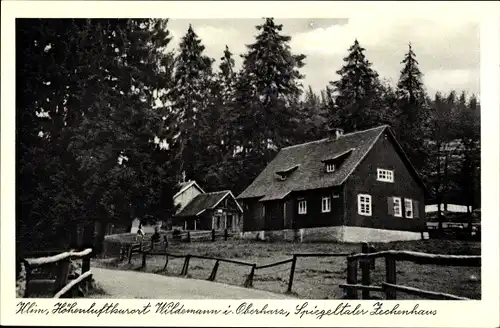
[124,229,233,263]
[23,248,93,298]
[342,243,480,300]
[133,243,363,294]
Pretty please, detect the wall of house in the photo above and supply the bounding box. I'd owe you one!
[242,187,344,232]
[345,131,426,233]
[237,226,421,242]
[292,187,344,229]
[174,185,203,212]
[242,198,265,231]
[210,196,243,231]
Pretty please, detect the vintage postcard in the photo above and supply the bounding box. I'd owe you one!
[1,1,499,327]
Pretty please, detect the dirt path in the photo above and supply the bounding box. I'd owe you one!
[91,267,295,299]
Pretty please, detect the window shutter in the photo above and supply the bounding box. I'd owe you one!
[387,197,394,215]
[413,200,420,218]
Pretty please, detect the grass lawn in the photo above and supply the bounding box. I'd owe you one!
[94,239,481,300]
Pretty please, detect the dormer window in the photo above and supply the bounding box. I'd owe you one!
[276,164,300,181]
[321,148,354,174]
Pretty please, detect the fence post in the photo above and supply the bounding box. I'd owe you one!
[211,229,215,242]
[53,258,71,295]
[81,251,91,291]
[141,250,147,269]
[224,229,228,241]
[208,260,220,281]
[128,245,134,264]
[24,262,31,298]
[181,255,191,276]
[346,256,358,299]
[361,243,371,300]
[385,255,397,300]
[286,255,297,293]
[244,264,256,288]
[163,254,169,271]
[187,231,191,243]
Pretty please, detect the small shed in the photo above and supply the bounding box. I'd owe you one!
[173,190,243,231]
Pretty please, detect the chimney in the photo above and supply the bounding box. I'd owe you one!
[328,127,344,140]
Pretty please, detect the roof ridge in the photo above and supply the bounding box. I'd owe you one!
[204,190,230,195]
[281,125,389,150]
[340,125,389,137]
[281,138,329,150]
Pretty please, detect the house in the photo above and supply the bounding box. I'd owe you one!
[174,180,205,214]
[236,125,427,243]
[171,180,243,232]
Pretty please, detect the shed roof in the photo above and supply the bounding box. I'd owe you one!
[175,190,243,217]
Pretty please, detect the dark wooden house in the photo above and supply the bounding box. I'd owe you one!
[173,190,243,231]
[237,125,427,242]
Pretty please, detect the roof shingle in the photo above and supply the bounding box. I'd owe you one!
[175,191,233,217]
[237,125,389,201]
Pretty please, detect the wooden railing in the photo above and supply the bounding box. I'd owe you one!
[139,245,356,294]
[340,243,481,300]
[124,229,232,263]
[23,248,93,298]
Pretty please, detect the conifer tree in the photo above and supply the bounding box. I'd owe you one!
[217,45,237,154]
[169,25,215,184]
[17,19,178,251]
[396,42,430,171]
[301,85,327,141]
[234,17,306,153]
[228,18,306,194]
[329,39,382,132]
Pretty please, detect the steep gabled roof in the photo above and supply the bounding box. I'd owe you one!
[237,125,425,201]
[173,180,205,199]
[175,190,243,217]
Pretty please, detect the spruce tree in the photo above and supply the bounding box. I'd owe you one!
[301,85,327,141]
[168,24,215,184]
[396,42,430,171]
[329,39,382,132]
[230,18,306,194]
[234,17,306,152]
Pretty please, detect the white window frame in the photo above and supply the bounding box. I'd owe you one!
[404,198,413,218]
[326,163,335,173]
[298,200,307,215]
[377,168,394,183]
[321,196,331,213]
[393,197,402,217]
[357,194,372,216]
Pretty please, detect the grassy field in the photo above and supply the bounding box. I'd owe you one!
[94,239,481,300]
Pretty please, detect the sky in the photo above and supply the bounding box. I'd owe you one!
[165,17,480,98]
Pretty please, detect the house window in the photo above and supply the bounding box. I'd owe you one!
[321,197,331,213]
[357,194,372,216]
[377,168,394,182]
[298,200,307,215]
[404,198,413,218]
[326,163,335,173]
[393,197,402,217]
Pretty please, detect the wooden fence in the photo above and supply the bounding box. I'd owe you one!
[340,243,481,300]
[123,229,232,263]
[23,248,93,298]
[138,243,354,294]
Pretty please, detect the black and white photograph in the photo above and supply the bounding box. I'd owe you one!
[2,1,499,327]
